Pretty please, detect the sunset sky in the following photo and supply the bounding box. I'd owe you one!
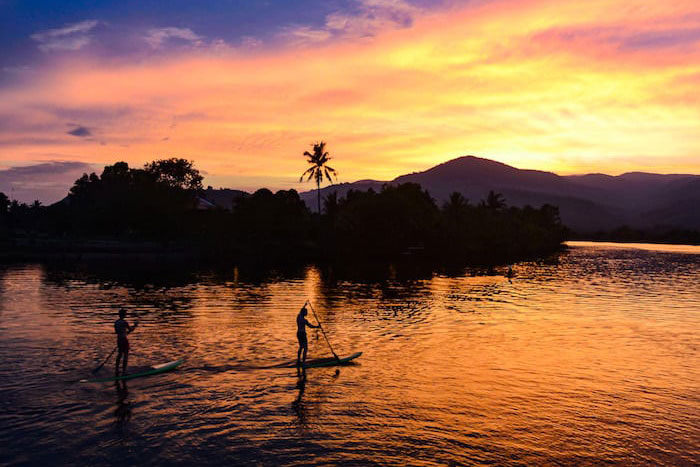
[1,0,699,202]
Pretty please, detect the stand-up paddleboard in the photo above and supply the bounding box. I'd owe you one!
[303,352,362,369]
[80,358,184,383]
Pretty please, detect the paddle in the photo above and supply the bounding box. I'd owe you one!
[305,300,340,362]
[91,319,139,374]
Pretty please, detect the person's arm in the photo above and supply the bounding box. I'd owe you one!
[305,319,319,329]
[127,321,139,334]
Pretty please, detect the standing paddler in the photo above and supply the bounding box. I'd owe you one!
[114,308,138,375]
[296,304,320,366]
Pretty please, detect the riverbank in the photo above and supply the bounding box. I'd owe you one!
[0,232,564,277]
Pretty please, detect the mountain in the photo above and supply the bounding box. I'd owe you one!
[300,156,700,232]
[201,187,248,209]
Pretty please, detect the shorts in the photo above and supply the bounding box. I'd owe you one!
[117,336,129,353]
[297,332,308,348]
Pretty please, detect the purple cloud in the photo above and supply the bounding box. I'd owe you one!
[67,126,92,137]
[532,24,700,53]
[620,27,700,50]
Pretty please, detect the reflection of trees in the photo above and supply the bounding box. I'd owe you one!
[315,263,432,305]
[305,266,435,332]
[41,261,201,290]
[318,261,433,285]
[38,262,309,326]
[225,264,308,286]
[37,263,201,336]
[42,260,310,291]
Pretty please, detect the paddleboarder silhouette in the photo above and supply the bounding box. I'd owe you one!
[114,308,138,375]
[296,305,319,366]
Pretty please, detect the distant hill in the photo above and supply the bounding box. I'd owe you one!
[300,156,700,232]
[201,187,249,210]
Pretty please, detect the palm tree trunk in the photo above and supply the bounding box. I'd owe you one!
[316,178,321,214]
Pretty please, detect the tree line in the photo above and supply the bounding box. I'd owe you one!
[1,158,567,266]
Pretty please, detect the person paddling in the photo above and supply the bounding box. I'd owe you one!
[114,308,138,375]
[296,305,319,366]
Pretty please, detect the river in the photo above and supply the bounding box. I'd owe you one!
[1,241,698,465]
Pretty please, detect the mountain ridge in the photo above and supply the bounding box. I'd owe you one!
[298,155,700,232]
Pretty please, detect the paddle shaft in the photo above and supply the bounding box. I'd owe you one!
[92,345,117,373]
[306,301,339,360]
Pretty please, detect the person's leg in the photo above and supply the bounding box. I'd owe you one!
[122,351,128,374]
[301,342,308,363]
[116,350,123,374]
[297,334,303,365]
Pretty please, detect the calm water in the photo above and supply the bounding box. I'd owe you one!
[1,242,698,466]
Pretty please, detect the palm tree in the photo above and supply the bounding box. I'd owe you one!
[483,190,506,211]
[443,192,468,213]
[300,141,337,214]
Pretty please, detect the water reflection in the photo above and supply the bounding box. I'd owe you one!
[292,367,308,431]
[113,380,131,428]
[0,242,699,465]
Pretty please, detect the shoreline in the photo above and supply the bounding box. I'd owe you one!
[5,236,699,266]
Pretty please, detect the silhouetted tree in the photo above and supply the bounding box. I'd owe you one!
[300,141,337,214]
[62,160,201,237]
[232,188,312,261]
[0,192,9,237]
[144,158,203,191]
[443,192,469,217]
[440,192,472,258]
[1,159,574,266]
[330,183,439,259]
[482,190,506,211]
[323,192,339,221]
[0,192,8,214]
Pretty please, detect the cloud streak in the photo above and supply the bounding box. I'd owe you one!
[145,27,204,49]
[281,0,420,45]
[31,20,100,53]
[621,27,700,50]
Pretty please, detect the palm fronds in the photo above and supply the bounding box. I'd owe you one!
[299,141,338,214]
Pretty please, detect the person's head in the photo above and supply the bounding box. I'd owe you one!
[300,306,307,316]
[118,308,126,319]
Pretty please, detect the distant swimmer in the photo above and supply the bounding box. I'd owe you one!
[296,305,319,366]
[114,308,138,375]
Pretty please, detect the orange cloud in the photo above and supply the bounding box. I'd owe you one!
[1,0,699,198]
